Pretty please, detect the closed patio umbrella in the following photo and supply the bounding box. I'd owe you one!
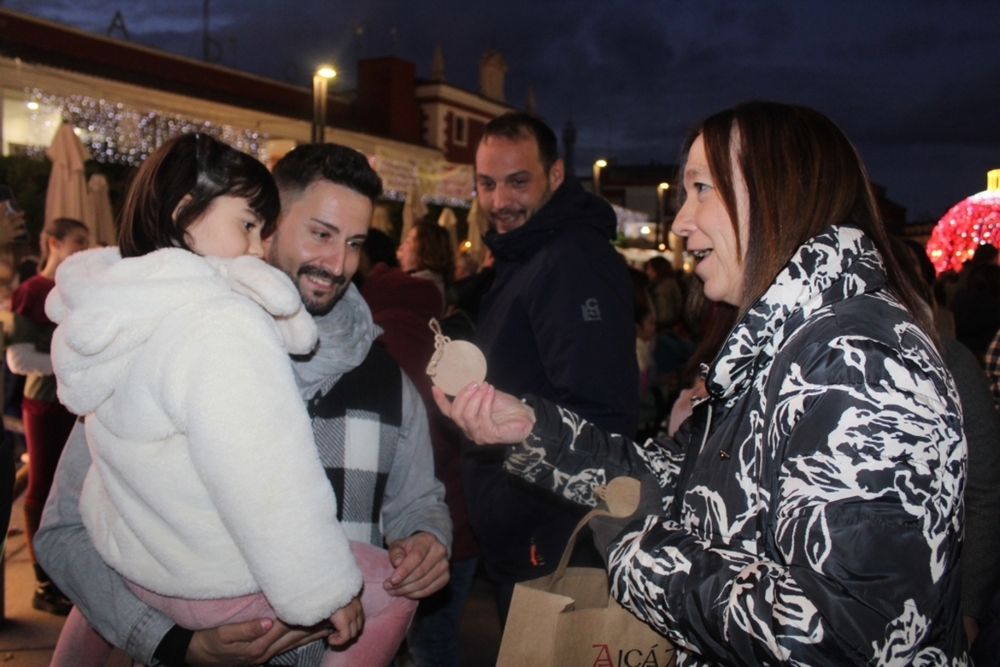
[465,198,489,262]
[437,207,458,254]
[44,123,92,231]
[86,173,115,247]
[401,185,427,241]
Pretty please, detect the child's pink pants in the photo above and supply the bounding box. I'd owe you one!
[51,541,417,667]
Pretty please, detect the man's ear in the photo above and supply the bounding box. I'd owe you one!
[548,158,565,191]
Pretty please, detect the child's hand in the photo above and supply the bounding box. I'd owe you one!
[327,594,364,646]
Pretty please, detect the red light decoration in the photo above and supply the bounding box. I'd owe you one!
[926,190,1000,275]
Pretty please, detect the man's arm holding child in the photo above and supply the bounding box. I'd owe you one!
[35,422,324,666]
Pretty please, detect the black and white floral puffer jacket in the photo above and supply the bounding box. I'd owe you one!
[504,225,968,665]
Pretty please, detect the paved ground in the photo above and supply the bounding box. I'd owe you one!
[0,490,502,666]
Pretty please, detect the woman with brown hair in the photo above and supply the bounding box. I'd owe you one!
[436,101,966,664]
[8,216,89,615]
[396,221,455,310]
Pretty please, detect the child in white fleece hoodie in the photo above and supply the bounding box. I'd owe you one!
[47,134,410,667]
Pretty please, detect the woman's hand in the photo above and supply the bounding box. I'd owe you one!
[668,377,707,437]
[432,382,536,445]
[327,594,364,646]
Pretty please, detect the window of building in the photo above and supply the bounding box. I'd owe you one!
[453,114,467,146]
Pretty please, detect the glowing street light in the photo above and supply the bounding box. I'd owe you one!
[312,64,337,143]
[592,159,608,196]
[655,182,673,247]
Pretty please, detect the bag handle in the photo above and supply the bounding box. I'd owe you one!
[551,476,642,583]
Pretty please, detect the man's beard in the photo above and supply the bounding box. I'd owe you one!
[486,185,553,233]
[296,264,347,316]
[487,205,530,233]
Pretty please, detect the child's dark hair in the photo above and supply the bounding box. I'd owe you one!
[118,134,280,258]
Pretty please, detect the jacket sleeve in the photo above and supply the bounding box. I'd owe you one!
[6,342,53,375]
[525,240,639,438]
[503,396,687,513]
[607,351,965,665]
[160,304,361,626]
[35,421,174,664]
[380,373,452,553]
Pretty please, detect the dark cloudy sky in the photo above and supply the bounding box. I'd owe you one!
[10,0,1000,221]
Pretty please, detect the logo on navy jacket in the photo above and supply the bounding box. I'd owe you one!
[582,298,602,321]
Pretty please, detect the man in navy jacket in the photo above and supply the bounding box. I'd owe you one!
[466,112,638,621]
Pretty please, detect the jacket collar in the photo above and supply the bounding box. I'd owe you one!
[706,225,886,405]
[483,177,617,263]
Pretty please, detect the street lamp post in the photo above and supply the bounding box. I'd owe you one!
[656,182,670,247]
[311,65,337,144]
[592,159,607,198]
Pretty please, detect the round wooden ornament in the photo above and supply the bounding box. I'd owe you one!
[426,318,487,396]
[598,476,641,517]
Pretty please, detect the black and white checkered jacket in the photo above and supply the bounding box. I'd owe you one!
[304,342,451,551]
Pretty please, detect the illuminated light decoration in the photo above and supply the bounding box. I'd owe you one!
[926,188,1000,274]
[379,189,470,208]
[640,225,651,235]
[19,89,268,165]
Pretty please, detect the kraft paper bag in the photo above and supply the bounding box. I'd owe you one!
[496,478,675,667]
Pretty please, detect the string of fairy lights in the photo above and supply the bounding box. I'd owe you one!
[18,89,473,209]
[21,88,268,165]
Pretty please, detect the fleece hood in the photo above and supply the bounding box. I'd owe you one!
[46,247,317,415]
[484,177,617,263]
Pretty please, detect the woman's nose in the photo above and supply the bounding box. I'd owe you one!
[672,200,695,237]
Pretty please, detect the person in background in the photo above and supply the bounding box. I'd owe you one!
[888,235,1000,659]
[358,229,479,667]
[396,221,455,310]
[0,194,30,579]
[8,216,88,615]
[628,266,663,442]
[644,255,684,331]
[468,111,637,622]
[950,243,1000,361]
[985,328,1000,407]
